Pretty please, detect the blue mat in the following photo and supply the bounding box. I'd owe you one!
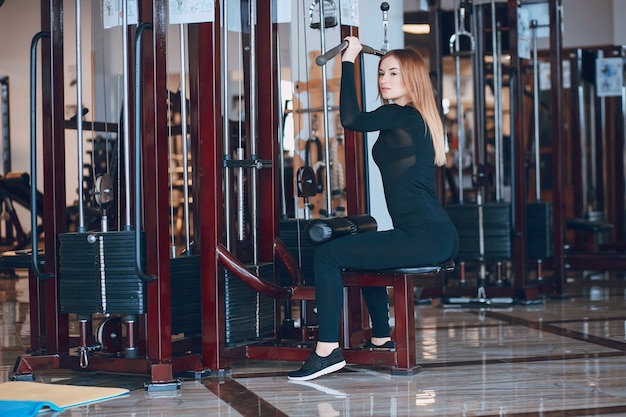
[0,400,63,416]
[0,381,129,415]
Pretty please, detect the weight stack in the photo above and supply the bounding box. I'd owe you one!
[58,230,146,315]
[526,202,553,259]
[224,262,275,347]
[446,203,512,261]
[171,255,201,336]
[277,219,316,285]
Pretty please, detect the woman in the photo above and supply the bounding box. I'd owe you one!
[288,37,459,381]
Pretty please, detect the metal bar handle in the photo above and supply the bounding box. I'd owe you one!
[133,22,155,283]
[315,41,384,67]
[448,5,475,57]
[29,31,52,280]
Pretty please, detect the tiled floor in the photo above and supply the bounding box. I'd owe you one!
[2,271,626,416]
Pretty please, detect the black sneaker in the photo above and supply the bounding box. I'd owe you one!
[287,348,346,381]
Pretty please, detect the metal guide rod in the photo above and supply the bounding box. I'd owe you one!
[331,113,345,210]
[75,0,86,232]
[491,0,503,202]
[249,0,259,264]
[508,67,517,222]
[1,77,10,174]
[237,145,245,241]
[497,28,504,198]
[179,24,191,254]
[531,19,541,200]
[577,53,588,211]
[122,0,132,229]
[595,50,605,211]
[318,0,333,216]
[222,0,232,248]
[621,75,626,212]
[476,189,485,277]
[168,88,176,256]
[277,34,288,219]
[454,46,464,203]
[589,80,597,207]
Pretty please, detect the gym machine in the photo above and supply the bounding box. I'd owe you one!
[16,0,588,383]
[11,0,392,383]
[12,0,206,388]
[563,46,626,277]
[505,0,566,298]
[509,3,626,295]
[427,0,576,303]
[430,0,519,306]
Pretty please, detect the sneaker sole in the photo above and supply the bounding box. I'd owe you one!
[287,360,346,381]
[364,345,396,352]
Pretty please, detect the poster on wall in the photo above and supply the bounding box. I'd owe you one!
[274,0,291,23]
[538,60,571,91]
[169,0,215,25]
[226,0,291,32]
[516,7,530,60]
[596,57,624,97]
[103,0,138,29]
[339,0,359,27]
[227,0,243,32]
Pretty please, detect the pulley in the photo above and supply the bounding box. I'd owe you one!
[96,316,123,354]
[309,0,338,29]
[297,166,317,198]
[94,173,114,207]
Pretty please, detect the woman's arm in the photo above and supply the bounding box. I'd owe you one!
[340,60,410,133]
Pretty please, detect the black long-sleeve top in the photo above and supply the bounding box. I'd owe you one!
[340,61,451,229]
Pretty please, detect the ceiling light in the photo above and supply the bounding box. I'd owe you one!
[402,23,430,35]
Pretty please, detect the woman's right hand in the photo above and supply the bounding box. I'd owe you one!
[341,36,362,63]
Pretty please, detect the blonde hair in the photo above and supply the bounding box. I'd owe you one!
[378,48,446,166]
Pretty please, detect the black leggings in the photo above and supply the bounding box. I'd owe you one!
[313,221,458,342]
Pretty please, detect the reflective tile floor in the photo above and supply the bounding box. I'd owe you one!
[2,271,626,416]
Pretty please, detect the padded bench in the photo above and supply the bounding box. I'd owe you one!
[0,250,44,269]
[268,239,457,374]
[566,217,613,252]
[340,260,455,374]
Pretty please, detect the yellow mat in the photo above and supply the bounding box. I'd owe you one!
[0,381,129,413]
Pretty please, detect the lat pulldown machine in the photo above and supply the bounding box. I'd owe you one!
[441,0,514,307]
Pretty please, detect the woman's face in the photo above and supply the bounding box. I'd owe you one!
[378,56,409,106]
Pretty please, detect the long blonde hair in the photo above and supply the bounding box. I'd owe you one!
[378,48,446,166]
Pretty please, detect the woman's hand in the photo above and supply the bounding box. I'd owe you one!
[341,36,362,63]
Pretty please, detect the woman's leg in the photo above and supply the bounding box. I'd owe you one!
[313,228,422,343]
[289,222,458,380]
[360,286,391,338]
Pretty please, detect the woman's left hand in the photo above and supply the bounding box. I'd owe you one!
[341,36,362,63]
